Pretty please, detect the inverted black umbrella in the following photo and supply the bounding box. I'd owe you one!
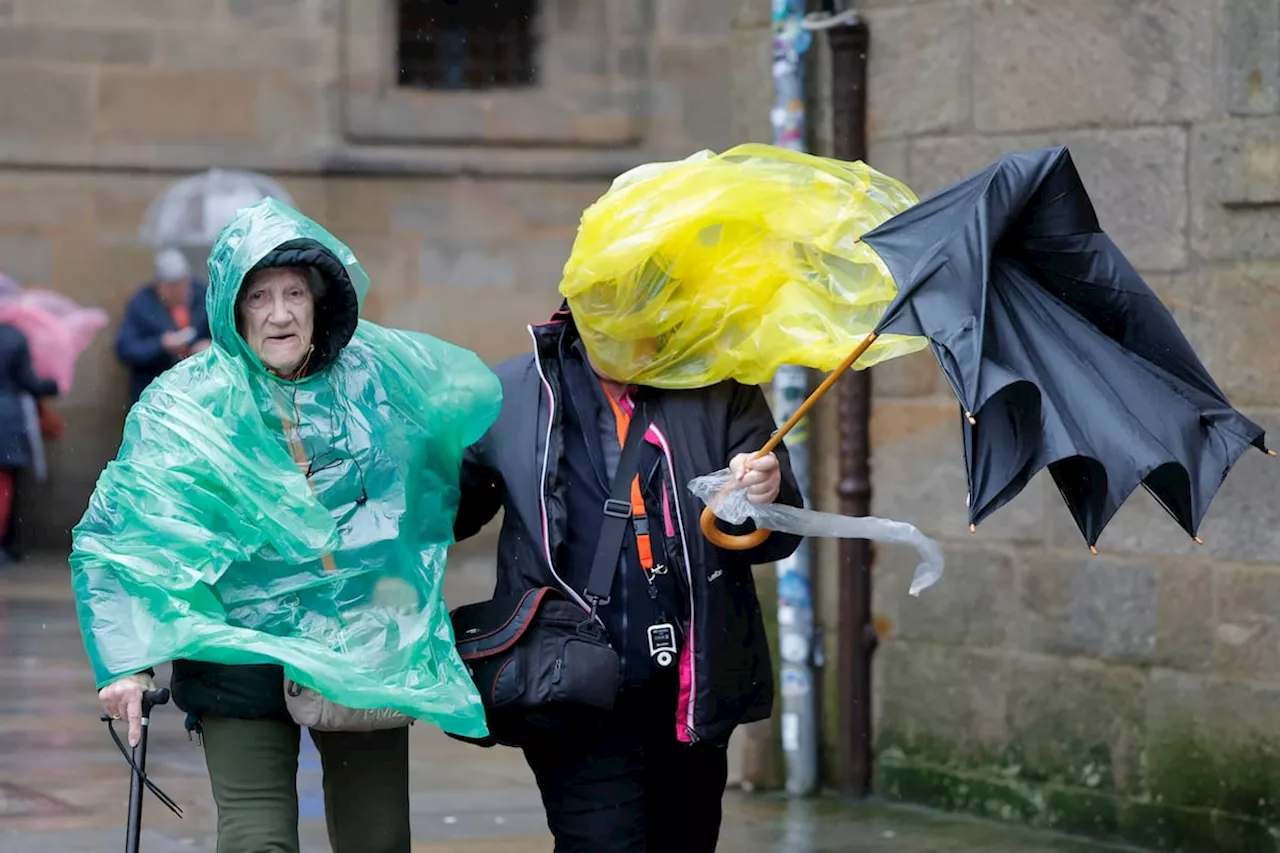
[701,146,1272,554]
[860,145,1271,549]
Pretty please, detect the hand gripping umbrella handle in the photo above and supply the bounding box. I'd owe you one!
[701,333,881,551]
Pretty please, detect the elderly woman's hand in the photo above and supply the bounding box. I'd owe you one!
[98,673,157,747]
[729,452,782,504]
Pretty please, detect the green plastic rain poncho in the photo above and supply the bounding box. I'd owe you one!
[71,199,502,739]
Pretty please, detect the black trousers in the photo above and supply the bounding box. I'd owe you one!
[522,685,730,853]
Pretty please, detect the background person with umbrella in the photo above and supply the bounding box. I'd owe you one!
[118,167,296,406]
[115,248,211,405]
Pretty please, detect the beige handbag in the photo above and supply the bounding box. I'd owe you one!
[284,679,413,732]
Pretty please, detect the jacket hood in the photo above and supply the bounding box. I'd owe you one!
[206,198,367,377]
[548,299,572,323]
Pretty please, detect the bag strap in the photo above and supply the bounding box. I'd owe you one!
[276,408,339,574]
[584,402,652,610]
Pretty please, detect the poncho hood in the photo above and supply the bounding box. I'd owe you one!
[71,200,502,738]
[207,199,364,376]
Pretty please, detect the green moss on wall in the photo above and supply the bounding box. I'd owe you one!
[1119,802,1277,852]
[874,725,1280,852]
[1146,728,1280,825]
[1043,787,1118,837]
[877,760,1043,824]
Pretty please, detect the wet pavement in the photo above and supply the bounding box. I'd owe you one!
[0,554,1142,852]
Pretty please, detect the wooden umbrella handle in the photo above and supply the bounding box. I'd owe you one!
[700,333,880,551]
[700,506,772,550]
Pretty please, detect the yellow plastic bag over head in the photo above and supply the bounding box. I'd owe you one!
[559,143,930,389]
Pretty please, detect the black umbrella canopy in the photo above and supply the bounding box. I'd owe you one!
[862,146,1272,548]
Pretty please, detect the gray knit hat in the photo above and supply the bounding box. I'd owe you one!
[154,247,191,282]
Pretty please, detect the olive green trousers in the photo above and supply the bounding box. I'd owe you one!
[200,716,410,853]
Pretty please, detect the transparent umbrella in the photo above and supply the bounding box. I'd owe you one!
[139,169,296,248]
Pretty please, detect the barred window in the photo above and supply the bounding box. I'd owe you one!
[397,0,539,91]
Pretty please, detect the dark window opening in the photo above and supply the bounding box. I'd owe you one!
[398,0,539,91]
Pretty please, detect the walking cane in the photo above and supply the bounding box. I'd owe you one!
[101,687,183,852]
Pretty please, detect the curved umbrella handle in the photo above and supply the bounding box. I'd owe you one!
[700,505,773,551]
[699,332,880,551]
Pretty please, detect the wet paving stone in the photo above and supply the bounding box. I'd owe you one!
[0,557,1143,852]
[0,782,80,818]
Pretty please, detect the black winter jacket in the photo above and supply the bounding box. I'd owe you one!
[0,324,57,469]
[454,310,803,746]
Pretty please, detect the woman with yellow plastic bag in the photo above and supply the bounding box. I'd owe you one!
[446,144,935,853]
[565,144,946,594]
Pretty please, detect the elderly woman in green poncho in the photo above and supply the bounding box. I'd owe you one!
[72,200,500,853]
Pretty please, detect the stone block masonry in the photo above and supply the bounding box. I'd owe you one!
[0,0,752,548]
[840,0,1280,849]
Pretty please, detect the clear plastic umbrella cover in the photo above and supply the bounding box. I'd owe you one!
[139,169,297,248]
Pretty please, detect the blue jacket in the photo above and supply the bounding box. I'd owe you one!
[0,324,57,469]
[115,281,210,403]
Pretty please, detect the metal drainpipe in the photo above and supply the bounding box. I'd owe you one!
[827,13,878,799]
[770,0,821,798]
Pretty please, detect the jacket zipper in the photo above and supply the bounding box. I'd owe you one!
[527,325,591,613]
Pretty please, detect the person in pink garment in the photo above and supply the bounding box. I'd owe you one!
[0,270,108,560]
[0,274,57,564]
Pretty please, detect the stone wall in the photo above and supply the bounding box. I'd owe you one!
[0,0,743,545]
[854,1,1280,850]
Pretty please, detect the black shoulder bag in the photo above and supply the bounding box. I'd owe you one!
[448,405,652,747]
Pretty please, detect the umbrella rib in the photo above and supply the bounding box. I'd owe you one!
[1025,264,1239,419]
[991,268,1195,533]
